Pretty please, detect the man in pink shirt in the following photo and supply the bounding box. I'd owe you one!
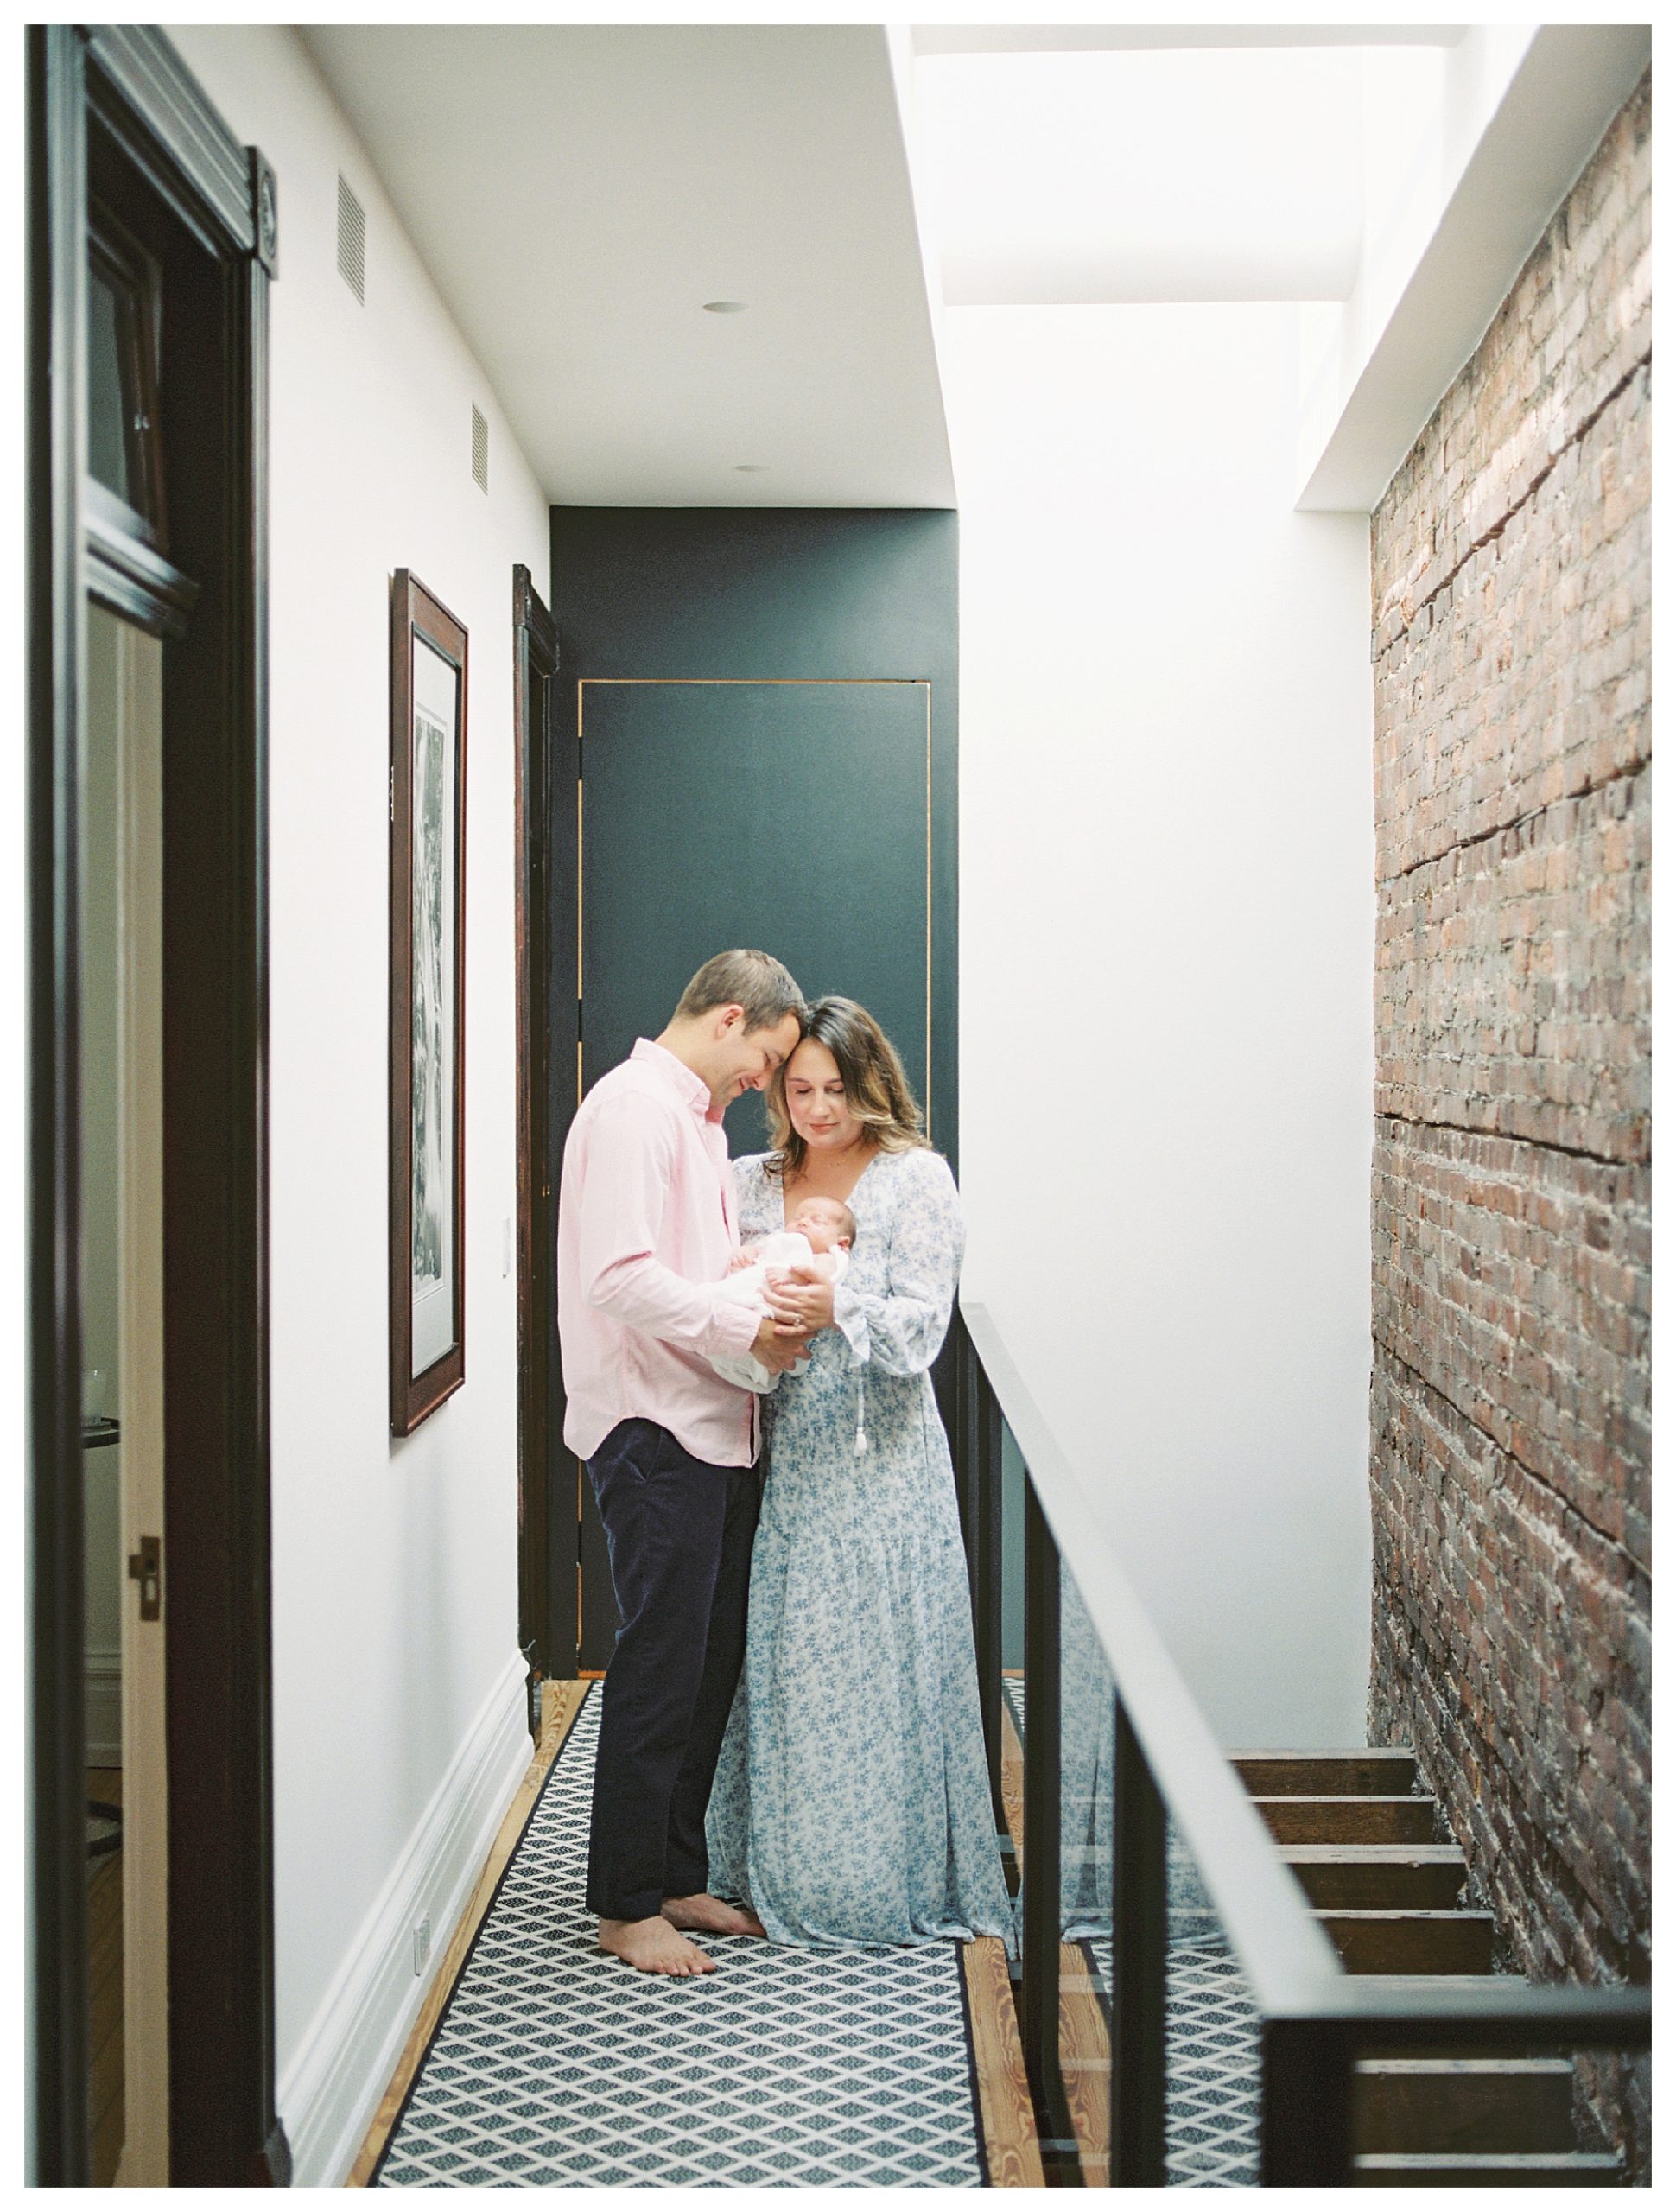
[557,949,808,1975]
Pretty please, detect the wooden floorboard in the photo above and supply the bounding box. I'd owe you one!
[964,1936,1045,2187]
[346,1680,589,2189]
[1059,1940,1111,2185]
[1000,1699,1025,1869]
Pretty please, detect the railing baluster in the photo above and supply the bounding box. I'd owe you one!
[1111,1695,1167,2186]
[1022,1472,1073,2162]
[973,1356,1005,1836]
[1260,2019,1355,2186]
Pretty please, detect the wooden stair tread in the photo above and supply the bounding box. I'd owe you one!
[1355,2151,1621,2185]
[1234,1750,1418,1796]
[1256,1796,1438,1844]
[1284,1844,1463,1862]
[1285,1846,1464,1904]
[1321,1910,1496,1924]
[1253,1795,1433,1805]
[1355,1975,1531,2001]
[1359,2057,1571,2075]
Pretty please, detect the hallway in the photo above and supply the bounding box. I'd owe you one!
[348,1669,1270,2190]
[355,1687,1022,2187]
[27,19,1649,2188]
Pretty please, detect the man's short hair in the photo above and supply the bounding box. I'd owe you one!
[673,949,807,1035]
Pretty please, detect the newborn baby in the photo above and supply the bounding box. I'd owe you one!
[710,1196,856,1393]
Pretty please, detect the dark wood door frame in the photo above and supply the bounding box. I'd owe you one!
[28,24,287,2185]
[512,568,563,1688]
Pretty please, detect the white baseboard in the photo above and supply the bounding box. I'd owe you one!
[85,1646,123,1769]
[276,1649,534,2189]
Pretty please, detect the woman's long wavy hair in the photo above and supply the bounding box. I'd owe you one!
[765,996,930,1182]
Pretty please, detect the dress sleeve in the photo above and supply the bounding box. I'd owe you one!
[731,1152,767,1237]
[831,1152,962,1375]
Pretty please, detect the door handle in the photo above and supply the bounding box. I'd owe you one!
[128,1535,162,1622]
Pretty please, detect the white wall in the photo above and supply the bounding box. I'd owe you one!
[165,26,548,2178]
[946,303,1374,1748]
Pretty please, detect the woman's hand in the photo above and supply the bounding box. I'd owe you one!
[768,1264,836,1336]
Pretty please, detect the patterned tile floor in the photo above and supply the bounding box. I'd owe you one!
[1079,1933,1261,2188]
[373,1688,987,2188]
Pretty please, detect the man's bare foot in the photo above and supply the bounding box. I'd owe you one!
[662,1891,766,1938]
[598,1913,716,1975]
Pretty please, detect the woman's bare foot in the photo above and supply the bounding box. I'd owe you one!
[662,1891,766,1938]
[598,1914,716,1975]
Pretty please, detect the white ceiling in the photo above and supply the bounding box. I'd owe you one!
[300,22,1643,514]
[301,25,954,508]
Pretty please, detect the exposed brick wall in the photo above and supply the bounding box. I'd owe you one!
[1367,73,1650,2175]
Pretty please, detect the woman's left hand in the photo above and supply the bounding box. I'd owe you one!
[769,1265,836,1335]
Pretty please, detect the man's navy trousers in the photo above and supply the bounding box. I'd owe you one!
[583,1415,759,1923]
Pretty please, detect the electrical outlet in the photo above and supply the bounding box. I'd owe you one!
[413,1916,430,1975]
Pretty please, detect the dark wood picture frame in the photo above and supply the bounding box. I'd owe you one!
[390,570,469,1434]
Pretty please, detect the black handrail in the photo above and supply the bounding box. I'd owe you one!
[953,1301,1650,2186]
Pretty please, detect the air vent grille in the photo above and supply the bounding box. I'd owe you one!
[336,175,365,303]
[472,406,489,493]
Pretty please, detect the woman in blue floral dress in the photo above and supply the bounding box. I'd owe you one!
[706,998,1013,1949]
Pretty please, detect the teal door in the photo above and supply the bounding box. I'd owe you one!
[568,676,939,1666]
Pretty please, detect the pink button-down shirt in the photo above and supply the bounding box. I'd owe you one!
[556,1039,762,1467]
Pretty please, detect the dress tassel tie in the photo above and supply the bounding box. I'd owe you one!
[854,1368,868,1456]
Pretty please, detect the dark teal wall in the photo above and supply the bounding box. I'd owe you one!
[549,506,960,1171]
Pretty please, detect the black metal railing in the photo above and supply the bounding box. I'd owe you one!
[949,1301,1651,2187]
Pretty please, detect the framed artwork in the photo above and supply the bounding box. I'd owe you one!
[390,570,468,1433]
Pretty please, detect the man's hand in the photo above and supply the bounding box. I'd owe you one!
[750,1316,809,1375]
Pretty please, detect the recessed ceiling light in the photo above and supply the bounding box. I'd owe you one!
[734,463,769,473]
[703,300,748,314]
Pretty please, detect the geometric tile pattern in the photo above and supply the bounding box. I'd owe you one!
[374,1688,986,2187]
[1001,1673,1026,1744]
[1164,1939,1262,2186]
[1080,1930,1262,2190]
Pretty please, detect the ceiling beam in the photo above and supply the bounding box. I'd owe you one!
[1297,23,1651,512]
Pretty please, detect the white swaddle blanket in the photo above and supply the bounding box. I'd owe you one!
[710,1230,849,1394]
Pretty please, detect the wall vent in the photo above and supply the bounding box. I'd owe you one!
[336,175,365,303]
[472,406,489,493]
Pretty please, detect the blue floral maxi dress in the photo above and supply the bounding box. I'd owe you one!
[706,1147,1013,1949]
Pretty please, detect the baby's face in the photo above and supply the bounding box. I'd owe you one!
[788,1199,851,1254]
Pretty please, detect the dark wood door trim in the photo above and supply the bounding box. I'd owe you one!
[28,24,92,2187]
[27,23,287,2186]
[513,567,562,1684]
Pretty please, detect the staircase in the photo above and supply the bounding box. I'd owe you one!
[1231,1751,1624,2186]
